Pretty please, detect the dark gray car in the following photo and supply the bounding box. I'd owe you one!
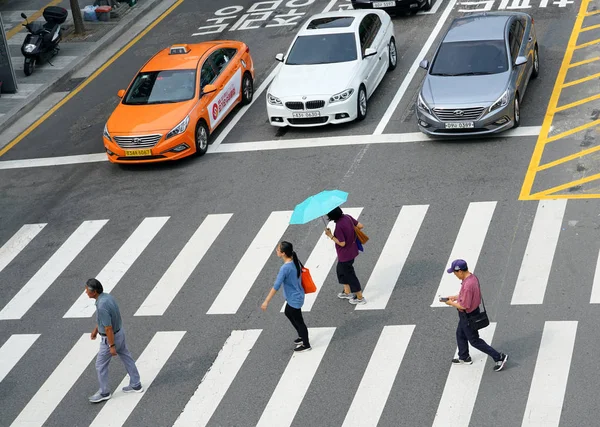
[416,12,539,136]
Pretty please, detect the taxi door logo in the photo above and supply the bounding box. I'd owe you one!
[209,68,242,128]
[212,104,219,121]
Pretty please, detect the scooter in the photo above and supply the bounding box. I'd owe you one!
[20,6,68,76]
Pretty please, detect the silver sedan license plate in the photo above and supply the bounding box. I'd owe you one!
[445,122,475,129]
[292,111,321,118]
[373,1,396,6]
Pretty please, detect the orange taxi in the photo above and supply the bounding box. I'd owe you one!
[103,41,254,163]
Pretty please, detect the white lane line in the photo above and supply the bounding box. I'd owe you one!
[135,214,232,317]
[341,325,414,427]
[89,331,186,427]
[521,321,577,427]
[432,323,497,427]
[0,224,46,274]
[417,0,445,14]
[64,217,169,318]
[10,334,98,427]
[0,220,108,320]
[323,0,339,12]
[590,248,600,303]
[431,202,496,308]
[280,207,363,313]
[357,205,429,310]
[207,211,292,315]
[0,153,107,170]
[173,329,262,427]
[0,334,40,383]
[374,0,458,135]
[256,327,336,427]
[511,200,567,305]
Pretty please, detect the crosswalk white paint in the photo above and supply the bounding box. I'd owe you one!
[10,333,98,427]
[0,224,46,274]
[64,217,169,318]
[0,334,40,383]
[432,323,497,427]
[281,208,363,312]
[590,249,600,303]
[521,321,577,427]
[432,202,497,307]
[207,211,292,315]
[357,205,429,310]
[511,200,567,305]
[173,329,262,427]
[341,325,415,427]
[0,220,107,320]
[135,214,232,316]
[89,331,186,427]
[255,327,336,427]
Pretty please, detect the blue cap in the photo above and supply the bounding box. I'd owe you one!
[447,259,468,273]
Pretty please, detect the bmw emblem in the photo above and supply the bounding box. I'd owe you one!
[302,96,307,100]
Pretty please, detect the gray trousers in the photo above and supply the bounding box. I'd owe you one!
[96,329,141,394]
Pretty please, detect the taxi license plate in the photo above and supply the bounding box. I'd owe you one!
[124,149,152,157]
[445,122,475,129]
[292,111,321,118]
[373,1,396,7]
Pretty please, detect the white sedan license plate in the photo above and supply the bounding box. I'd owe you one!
[292,111,321,118]
[444,122,475,129]
[373,1,396,7]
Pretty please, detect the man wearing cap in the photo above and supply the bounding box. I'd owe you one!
[442,259,508,372]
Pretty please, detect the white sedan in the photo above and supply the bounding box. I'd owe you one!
[266,10,396,127]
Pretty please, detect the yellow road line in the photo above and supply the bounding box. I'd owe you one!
[519,0,590,199]
[569,57,600,68]
[529,172,600,198]
[0,0,184,158]
[581,23,600,32]
[545,118,600,143]
[528,193,600,200]
[563,71,600,87]
[587,10,600,17]
[5,0,62,40]
[536,145,600,171]
[554,92,600,112]
[575,38,600,50]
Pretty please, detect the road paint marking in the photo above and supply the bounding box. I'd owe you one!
[281,208,363,313]
[0,224,46,275]
[207,211,291,315]
[536,144,600,171]
[5,0,62,40]
[575,38,600,49]
[521,321,577,427]
[432,323,496,427]
[341,325,414,427]
[545,118,600,143]
[10,333,97,427]
[374,0,458,135]
[590,248,600,303]
[418,0,445,14]
[64,217,169,318]
[431,202,496,308]
[256,327,335,427]
[581,23,600,32]
[562,71,600,88]
[357,205,428,310]
[0,220,107,320]
[531,172,600,199]
[568,56,600,67]
[173,329,262,427]
[0,334,40,383]
[511,200,566,305]
[135,214,232,317]
[554,92,600,111]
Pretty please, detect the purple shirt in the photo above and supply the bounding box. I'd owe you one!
[458,274,481,313]
[334,215,359,262]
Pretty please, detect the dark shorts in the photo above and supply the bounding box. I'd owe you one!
[336,259,361,293]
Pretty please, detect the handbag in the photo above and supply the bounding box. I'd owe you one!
[466,286,490,330]
[300,262,317,294]
[354,226,369,245]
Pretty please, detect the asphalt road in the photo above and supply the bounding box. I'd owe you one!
[1,0,600,426]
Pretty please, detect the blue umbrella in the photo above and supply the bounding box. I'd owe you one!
[290,190,348,225]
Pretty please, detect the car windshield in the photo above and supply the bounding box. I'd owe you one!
[123,69,196,105]
[430,40,508,76]
[286,33,357,65]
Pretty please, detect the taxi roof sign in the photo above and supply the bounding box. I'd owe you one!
[169,44,191,55]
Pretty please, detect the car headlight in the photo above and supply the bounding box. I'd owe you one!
[267,93,282,106]
[103,124,112,142]
[24,43,36,53]
[166,116,190,140]
[489,90,509,113]
[417,93,431,114]
[329,89,354,103]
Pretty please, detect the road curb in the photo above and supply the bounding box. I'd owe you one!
[0,0,164,138]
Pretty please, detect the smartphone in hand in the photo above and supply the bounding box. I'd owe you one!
[439,297,449,302]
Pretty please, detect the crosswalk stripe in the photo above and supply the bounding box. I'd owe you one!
[432,202,497,307]
[256,327,336,427]
[590,249,600,303]
[89,331,186,427]
[0,334,40,383]
[432,323,497,427]
[357,205,429,310]
[521,321,577,427]
[64,217,170,318]
[10,334,98,427]
[511,200,567,305]
[341,325,415,427]
[0,224,46,274]
[172,329,262,427]
[281,208,364,312]
[207,211,292,315]
[0,220,108,320]
[135,214,232,316]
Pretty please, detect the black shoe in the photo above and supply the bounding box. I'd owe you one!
[294,344,312,353]
[452,356,473,365]
[494,353,508,372]
[294,337,303,345]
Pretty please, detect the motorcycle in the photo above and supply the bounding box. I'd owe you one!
[20,6,68,76]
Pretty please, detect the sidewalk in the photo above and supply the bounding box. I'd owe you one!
[0,0,163,139]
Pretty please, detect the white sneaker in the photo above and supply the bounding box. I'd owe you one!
[337,292,354,299]
[349,297,366,305]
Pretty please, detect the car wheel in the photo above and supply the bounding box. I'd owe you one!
[513,96,520,129]
[531,44,539,79]
[422,0,433,10]
[356,85,367,121]
[241,72,254,105]
[24,58,35,76]
[388,37,397,71]
[195,121,209,156]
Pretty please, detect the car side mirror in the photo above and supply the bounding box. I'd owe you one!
[419,59,429,70]
[364,47,377,58]
[21,12,27,20]
[515,56,527,67]
[202,84,217,95]
[117,89,125,98]
[275,53,284,62]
